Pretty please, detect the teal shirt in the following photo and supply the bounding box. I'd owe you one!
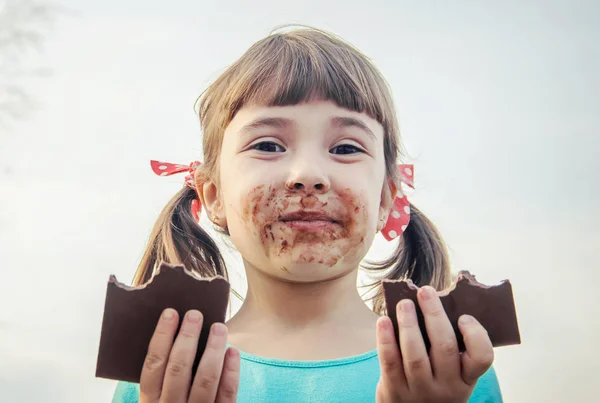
[112,348,503,402]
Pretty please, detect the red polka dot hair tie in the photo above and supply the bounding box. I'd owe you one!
[381,164,414,241]
[150,160,202,221]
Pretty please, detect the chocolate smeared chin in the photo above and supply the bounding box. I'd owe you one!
[280,220,340,231]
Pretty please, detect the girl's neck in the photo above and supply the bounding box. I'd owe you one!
[225,262,380,359]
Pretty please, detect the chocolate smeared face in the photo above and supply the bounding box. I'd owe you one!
[240,185,368,269]
[215,100,392,282]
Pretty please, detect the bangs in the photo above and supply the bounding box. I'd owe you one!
[198,28,402,182]
[219,33,394,128]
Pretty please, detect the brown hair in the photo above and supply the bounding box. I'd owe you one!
[133,25,452,314]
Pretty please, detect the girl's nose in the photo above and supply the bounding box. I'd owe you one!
[285,177,330,193]
[285,152,331,193]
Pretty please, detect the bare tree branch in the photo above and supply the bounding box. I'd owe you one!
[0,0,61,132]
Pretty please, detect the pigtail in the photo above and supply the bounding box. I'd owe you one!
[363,203,452,315]
[132,186,228,287]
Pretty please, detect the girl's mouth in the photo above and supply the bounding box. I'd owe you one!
[279,211,341,231]
[283,220,339,230]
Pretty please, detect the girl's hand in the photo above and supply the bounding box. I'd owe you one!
[139,309,240,403]
[375,286,494,403]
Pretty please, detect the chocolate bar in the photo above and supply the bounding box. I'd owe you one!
[95,262,230,383]
[382,271,520,352]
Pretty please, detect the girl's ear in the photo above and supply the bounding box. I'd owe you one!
[197,178,227,227]
[377,179,397,232]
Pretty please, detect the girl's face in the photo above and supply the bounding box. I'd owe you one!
[206,100,393,282]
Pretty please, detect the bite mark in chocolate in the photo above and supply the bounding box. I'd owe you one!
[383,271,520,352]
[95,263,230,383]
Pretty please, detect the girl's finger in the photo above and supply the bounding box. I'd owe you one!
[161,310,204,402]
[417,286,460,383]
[376,316,407,391]
[397,299,433,390]
[139,308,179,403]
[214,347,241,403]
[458,315,494,385]
[188,322,229,403]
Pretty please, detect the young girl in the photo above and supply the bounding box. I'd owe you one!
[112,27,502,403]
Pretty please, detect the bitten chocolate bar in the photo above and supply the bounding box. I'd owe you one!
[382,271,520,352]
[95,263,230,383]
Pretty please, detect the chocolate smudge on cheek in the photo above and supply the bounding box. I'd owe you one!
[242,185,266,226]
[334,188,369,265]
[242,185,290,250]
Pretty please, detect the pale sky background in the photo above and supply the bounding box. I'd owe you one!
[0,0,599,402]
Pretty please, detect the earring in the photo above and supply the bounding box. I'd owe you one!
[377,217,385,232]
[212,214,219,225]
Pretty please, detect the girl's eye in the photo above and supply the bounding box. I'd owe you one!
[252,141,285,152]
[330,144,363,155]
